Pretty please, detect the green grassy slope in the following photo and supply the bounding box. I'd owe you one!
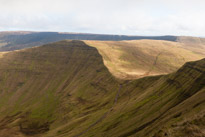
[65,58,204,137]
[0,40,119,136]
[0,40,204,137]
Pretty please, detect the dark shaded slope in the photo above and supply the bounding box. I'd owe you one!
[0,32,177,51]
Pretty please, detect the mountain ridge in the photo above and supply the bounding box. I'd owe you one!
[0,40,204,137]
[0,31,204,79]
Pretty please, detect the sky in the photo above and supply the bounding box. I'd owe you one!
[0,0,205,36]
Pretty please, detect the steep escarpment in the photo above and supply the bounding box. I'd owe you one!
[0,40,119,136]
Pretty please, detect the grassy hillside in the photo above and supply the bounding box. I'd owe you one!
[85,40,205,79]
[0,40,204,137]
[177,36,205,56]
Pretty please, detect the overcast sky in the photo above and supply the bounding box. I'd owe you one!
[0,0,205,36]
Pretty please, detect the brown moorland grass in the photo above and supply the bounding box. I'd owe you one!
[85,40,205,79]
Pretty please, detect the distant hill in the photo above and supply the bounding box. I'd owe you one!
[0,31,177,51]
[86,39,205,79]
[0,40,204,137]
[177,36,205,56]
